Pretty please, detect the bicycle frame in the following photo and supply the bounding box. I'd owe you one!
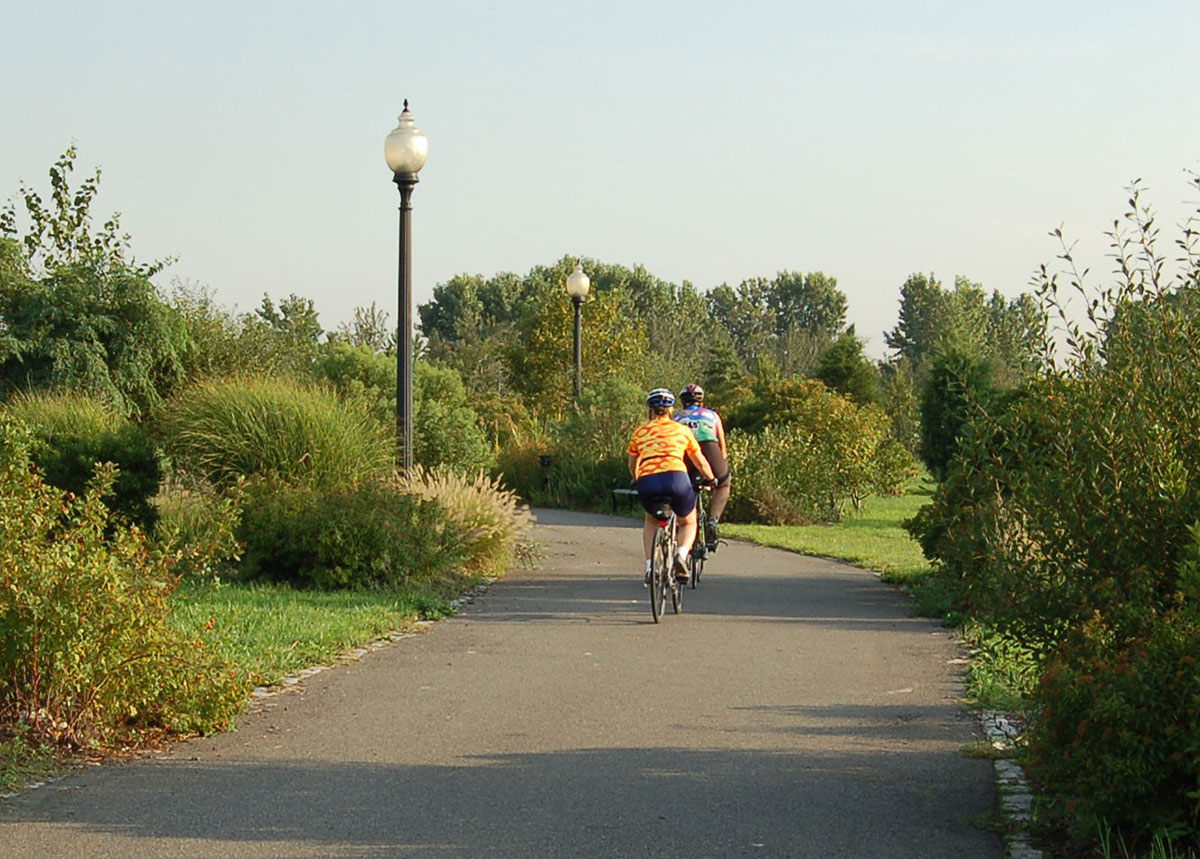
[649,504,682,622]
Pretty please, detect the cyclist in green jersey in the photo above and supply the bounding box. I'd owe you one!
[673,383,731,550]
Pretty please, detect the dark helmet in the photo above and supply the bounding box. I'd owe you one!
[646,387,675,408]
[678,383,705,407]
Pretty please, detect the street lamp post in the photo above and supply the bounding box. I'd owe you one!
[565,261,590,398]
[384,100,428,471]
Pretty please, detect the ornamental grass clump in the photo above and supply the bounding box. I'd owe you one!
[2,390,162,528]
[0,419,248,749]
[155,375,391,491]
[396,465,537,576]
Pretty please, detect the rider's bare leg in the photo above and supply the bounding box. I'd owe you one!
[677,509,698,553]
[642,513,657,560]
[710,481,731,521]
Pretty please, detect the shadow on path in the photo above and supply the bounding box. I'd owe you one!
[2,744,998,858]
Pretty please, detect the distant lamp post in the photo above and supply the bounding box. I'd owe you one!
[565,260,590,398]
[384,100,429,470]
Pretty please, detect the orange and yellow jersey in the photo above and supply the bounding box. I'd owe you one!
[627,415,700,479]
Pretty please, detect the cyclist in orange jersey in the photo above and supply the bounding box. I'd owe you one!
[628,387,716,582]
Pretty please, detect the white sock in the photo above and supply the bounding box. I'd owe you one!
[677,546,688,565]
[644,559,653,574]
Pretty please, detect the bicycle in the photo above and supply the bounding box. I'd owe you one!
[685,476,719,589]
[647,497,683,622]
[688,485,709,589]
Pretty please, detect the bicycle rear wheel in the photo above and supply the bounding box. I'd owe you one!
[650,522,670,622]
[691,506,706,589]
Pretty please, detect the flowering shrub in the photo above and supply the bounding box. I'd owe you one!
[0,419,248,748]
[1028,602,1200,848]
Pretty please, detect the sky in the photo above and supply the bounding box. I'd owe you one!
[3,0,1198,358]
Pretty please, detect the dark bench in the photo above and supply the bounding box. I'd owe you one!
[611,486,639,512]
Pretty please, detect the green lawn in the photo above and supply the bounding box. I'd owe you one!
[721,476,935,586]
[171,580,462,686]
[0,733,65,795]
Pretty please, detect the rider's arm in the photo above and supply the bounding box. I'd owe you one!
[628,453,639,478]
[687,447,716,483]
[715,413,728,458]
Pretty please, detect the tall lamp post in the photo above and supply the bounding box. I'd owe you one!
[384,101,428,470]
[565,260,590,398]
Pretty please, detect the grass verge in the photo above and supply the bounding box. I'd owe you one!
[721,476,934,587]
[0,731,67,795]
[171,579,463,686]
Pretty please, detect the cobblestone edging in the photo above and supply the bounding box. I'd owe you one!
[981,712,1043,859]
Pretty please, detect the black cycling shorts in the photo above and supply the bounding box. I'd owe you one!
[635,470,696,518]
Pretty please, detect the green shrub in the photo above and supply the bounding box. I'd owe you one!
[724,379,917,524]
[543,378,642,507]
[0,148,188,418]
[152,477,243,580]
[491,378,641,510]
[413,362,495,476]
[0,418,248,747]
[2,390,162,528]
[237,476,469,590]
[909,177,1200,850]
[313,341,395,422]
[314,348,495,476]
[495,438,554,506]
[156,375,391,490]
[396,466,536,576]
[918,345,994,480]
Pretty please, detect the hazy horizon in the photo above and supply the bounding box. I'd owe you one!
[4,0,1198,358]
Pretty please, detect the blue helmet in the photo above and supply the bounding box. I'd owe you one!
[646,387,675,408]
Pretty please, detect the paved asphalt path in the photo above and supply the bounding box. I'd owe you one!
[1,509,1002,858]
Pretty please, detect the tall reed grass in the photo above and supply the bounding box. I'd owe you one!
[156,376,392,490]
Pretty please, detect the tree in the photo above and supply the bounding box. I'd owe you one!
[707,271,848,377]
[878,357,921,454]
[766,270,847,339]
[417,274,486,343]
[986,290,1045,386]
[505,285,648,411]
[0,148,187,417]
[816,326,880,404]
[885,272,1044,386]
[706,280,776,372]
[333,302,395,353]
